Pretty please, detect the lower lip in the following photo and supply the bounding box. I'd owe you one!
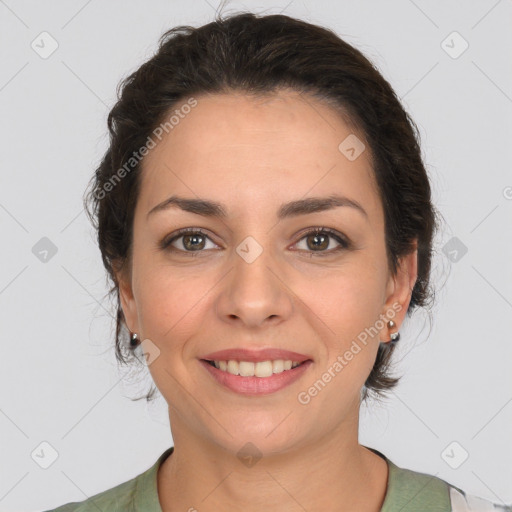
[199,359,313,396]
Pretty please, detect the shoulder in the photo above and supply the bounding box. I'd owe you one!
[447,484,512,511]
[42,447,174,512]
[383,458,452,511]
[371,447,512,512]
[391,463,512,511]
[42,474,140,512]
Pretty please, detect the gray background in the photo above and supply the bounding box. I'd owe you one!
[1,0,511,510]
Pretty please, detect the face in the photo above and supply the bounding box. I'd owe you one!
[117,89,417,456]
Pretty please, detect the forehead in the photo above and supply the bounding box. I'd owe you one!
[136,90,382,223]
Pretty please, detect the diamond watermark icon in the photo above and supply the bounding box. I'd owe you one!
[237,442,263,468]
[441,441,469,469]
[442,236,468,263]
[236,236,263,264]
[31,31,59,59]
[338,134,365,161]
[31,441,59,469]
[441,31,469,59]
[139,338,161,366]
[32,237,58,263]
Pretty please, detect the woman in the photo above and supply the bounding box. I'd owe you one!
[46,11,511,512]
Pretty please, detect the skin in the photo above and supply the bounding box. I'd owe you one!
[116,89,418,511]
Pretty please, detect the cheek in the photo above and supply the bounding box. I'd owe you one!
[133,260,216,345]
[296,265,385,382]
[301,264,385,329]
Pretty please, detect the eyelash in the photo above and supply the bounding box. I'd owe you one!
[160,227,350,257]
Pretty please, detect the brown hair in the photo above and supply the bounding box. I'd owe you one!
[84,11,439,403]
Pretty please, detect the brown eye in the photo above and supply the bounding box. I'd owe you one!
[306,232,330,251]
[294,228,349,255]
[181,232,206,251]
[161,228,217,254]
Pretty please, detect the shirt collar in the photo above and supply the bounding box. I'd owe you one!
[366,446,451,511]
[132,446,174,511]
[135,445,450,511]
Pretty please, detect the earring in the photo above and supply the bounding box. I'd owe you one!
[387,320,400,343]
[130,332,140,347]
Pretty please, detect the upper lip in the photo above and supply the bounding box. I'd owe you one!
[201,348,312,363]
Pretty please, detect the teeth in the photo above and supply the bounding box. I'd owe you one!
[210,359,302,377]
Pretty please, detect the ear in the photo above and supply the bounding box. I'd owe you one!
[114,262,139,335]
[379,240,418,343]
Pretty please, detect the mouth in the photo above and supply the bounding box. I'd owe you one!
[201,358,312,378]
[199,357,313,395]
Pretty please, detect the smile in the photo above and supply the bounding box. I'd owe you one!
[205,359,303,377]
[200,358,313,395]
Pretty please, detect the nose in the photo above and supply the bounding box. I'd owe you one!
[215,244,294,329]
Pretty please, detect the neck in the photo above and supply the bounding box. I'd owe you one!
[157,413,388,512]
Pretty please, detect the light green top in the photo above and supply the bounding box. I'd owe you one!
[44,445,511,511]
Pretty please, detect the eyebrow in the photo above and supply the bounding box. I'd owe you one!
[147,194,368,220]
